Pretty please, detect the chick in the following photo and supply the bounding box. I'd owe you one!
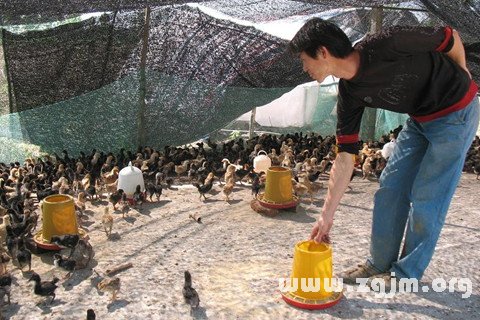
[307,170,322,183]
[362,154,376,179]
[104,180,118,196]
[223,165,236,184]
[15,237,32,271]
[251,174,264,199]
[145,182,162,202]
[102,207,114,238]
[86,309,96,320]
[6,236,15,258]
[70,239,94,270]
[29,272,59,304]
[292,178,309,199]
[51,234,80,250]
[75,192,87,214]
[301,175,323,204]
[120,195,130,218]
[473,162,480,179]
[108,189,124,210]
[85,185,97,201]
[183,271,200,309]
[175,160,190,178]
[97,277,121,301]
[192,176,214,201]
[133,185,145,207]
[53,253,76,278]
[0,274,12,305]
[223,177,235,202]
[0,253,10,275]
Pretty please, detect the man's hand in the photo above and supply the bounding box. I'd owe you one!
[310,214,333,243]
[308,152,355,244]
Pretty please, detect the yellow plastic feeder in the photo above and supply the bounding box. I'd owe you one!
[257,166,298,209]
[39,194,79,243]
[281,240,342,309]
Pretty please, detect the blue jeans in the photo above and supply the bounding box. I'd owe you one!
[368,97,480,280]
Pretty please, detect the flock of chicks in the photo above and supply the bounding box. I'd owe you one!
[0,127,478,318]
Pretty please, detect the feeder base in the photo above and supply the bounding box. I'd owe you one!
[33,228,89,251]
[257,193,298,209]
[281,290,343,310]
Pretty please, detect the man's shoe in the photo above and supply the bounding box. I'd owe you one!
[367,272,398,292]
[338,263,382,285]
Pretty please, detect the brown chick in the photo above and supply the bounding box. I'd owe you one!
[75,192,87,214]
[81,173,91,190]
[223,178,235,202]
[0,253,10,275]
[175,160,190,178]
[301,175,323,204]
[362,155,375,179]
[101,207,114,238]
[292,178,309,199]
[97,277,121,301]
[102,167,119,185]
[223,165,236,184]
[104,180,118,196]
[203,172,215,185]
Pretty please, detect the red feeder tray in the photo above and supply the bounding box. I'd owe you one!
[257,193,299,209]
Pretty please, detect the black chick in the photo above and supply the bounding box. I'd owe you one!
[85,185,97,201]
[307,170,321,183]
[192,176,214,201]
[234,166,250,184]
[133,185,145,207]
[251,174,263,199]
[86,309,96,320]
[165,177,174,189]
[29,272,59,304]
[51,234,80,249]
[474,162,480,180]
[146,182,162,202]
[109,189,124,210]
[53,253,76,278]
[6,237,16,258]
[16,237,32,271]
[183,271,200,309]
[0,275,12,287]
[0,274,12,305]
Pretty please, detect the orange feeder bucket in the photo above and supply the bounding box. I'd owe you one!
[257,166,298,209]
[34,194,86,250]
[281,240,342,309]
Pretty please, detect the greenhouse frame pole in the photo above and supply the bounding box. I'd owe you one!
[363,6,383,140]
[137,6,151,148]
[249,107,256,139]
[1,29,14,114]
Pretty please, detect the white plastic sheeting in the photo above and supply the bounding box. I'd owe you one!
[238,78,338,127]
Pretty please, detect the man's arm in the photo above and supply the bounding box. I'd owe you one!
[310,152,355,242]
[446,29,472,79]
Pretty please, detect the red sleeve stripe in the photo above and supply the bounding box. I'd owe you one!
[336,134,359,144]
[436,26,453,52]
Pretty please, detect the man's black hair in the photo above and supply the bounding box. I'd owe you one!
[289,18,353,59]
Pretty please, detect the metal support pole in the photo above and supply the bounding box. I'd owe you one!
[249,107,257,139]
[137,6,151,148]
